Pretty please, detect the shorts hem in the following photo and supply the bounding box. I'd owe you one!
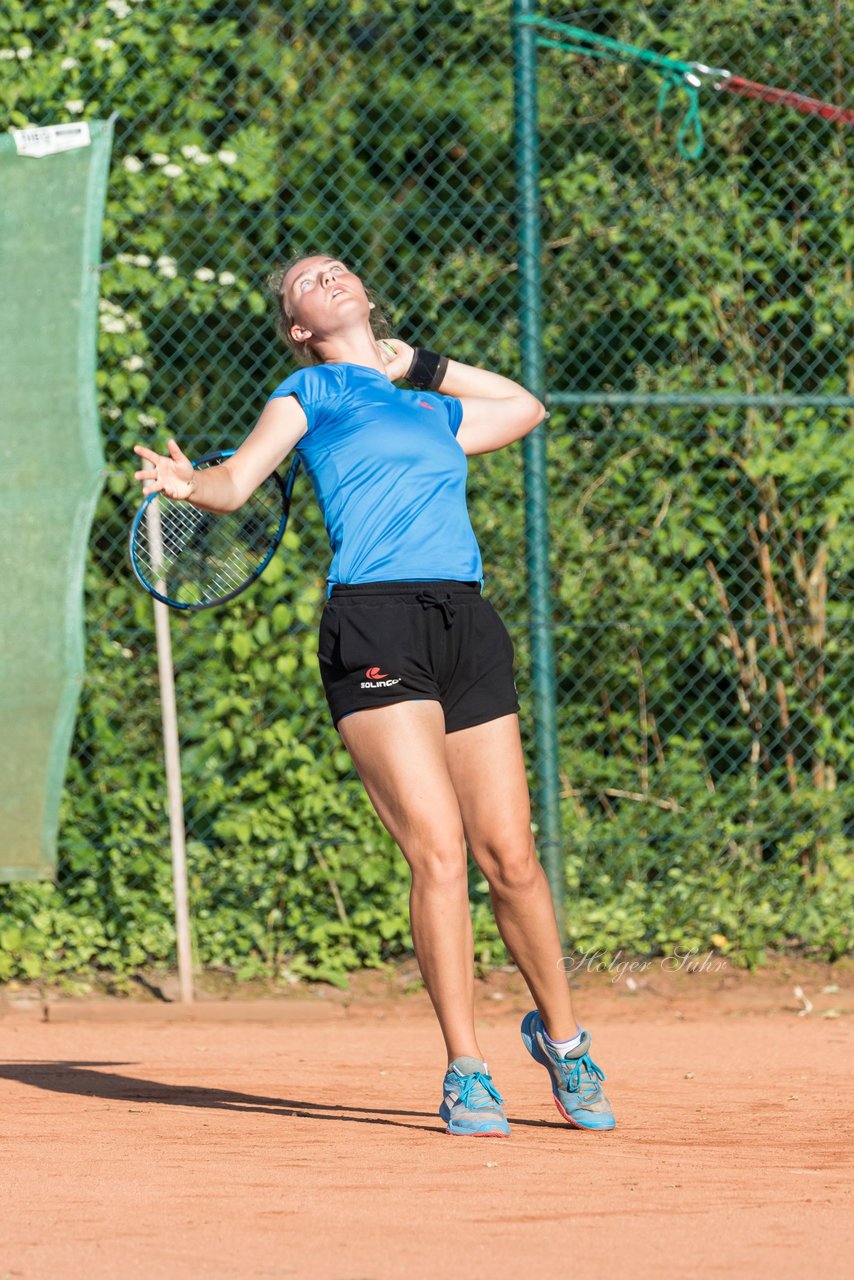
[333,693,443,730]
[444,703,520,735]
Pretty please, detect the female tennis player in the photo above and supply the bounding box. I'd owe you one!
[134,253,615,1137]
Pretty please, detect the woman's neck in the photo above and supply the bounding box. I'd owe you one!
[314,330,388,375]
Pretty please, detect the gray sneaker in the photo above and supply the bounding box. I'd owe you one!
[520,1011,615,1130]
[439,1056,510,1136]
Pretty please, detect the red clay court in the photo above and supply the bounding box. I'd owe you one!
[1,962,851,1280]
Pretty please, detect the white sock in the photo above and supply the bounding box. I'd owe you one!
[544,1027,583,1057]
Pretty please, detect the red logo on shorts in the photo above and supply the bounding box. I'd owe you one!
[361,666,401,689]
[418,400,435,410]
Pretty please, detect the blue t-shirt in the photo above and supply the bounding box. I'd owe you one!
[268,363,483,588]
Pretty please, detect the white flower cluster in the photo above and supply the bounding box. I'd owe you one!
[117,253,152,267]
[122,355,145,372]
[146,146,237,171]
[65,100,85,114]
[181,144,212,165]
[98,298,141,334]
[106,0,133,17]
[138,413,158,429]
[148,152,185,178]
[193,269,238,287]
[156,256,178,279]
[122,156,143,173]
[61,56,79,70]
[94,37,115,52]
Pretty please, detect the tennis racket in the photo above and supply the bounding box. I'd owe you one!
[129,450,299,611]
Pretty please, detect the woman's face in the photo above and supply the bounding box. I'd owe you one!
[283,255,371,344]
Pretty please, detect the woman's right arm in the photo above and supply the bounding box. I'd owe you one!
[133,393,308,512]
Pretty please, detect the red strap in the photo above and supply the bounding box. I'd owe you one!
[721,75,854,126]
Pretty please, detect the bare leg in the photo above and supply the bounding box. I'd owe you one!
[445,713,578,1041]
[339,700,483,1064]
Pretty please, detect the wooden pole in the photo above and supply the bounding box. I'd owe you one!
[145,500,194,1003]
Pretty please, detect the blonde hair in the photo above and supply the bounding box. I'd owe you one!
[266,252,393,366]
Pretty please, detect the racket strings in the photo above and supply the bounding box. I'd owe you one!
[134,474,284,607]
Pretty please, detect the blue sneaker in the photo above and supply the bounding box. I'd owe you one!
[439,1057,510,1137]
[520,1011,615,1131]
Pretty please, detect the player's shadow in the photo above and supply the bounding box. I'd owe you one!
[0,1060,440,1133]
[0,1060,568,1132]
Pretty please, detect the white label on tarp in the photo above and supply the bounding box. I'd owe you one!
[10,122,91,158]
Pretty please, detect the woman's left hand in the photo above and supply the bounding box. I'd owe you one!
[379,338,415,382]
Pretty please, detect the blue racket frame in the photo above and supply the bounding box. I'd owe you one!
[129,449,300,611]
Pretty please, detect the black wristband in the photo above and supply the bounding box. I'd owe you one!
[405,348,449,392]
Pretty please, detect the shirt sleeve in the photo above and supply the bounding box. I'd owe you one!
[267,365,343,434]
[423,391,463,437]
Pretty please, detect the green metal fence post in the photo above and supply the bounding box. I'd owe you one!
[511,0,565,941]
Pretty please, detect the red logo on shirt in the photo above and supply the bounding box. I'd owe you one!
[365,667,388,680]
[418,400,435,410]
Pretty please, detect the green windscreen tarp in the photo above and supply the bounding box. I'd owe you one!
[0,120,113,881]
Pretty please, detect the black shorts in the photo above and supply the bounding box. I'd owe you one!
[317,580,520,733]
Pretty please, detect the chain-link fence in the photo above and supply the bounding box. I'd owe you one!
[0,0,851,987]
[532,2,852,962]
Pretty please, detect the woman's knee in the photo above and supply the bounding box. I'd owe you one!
[476,838,541,896]
[405,837,468,889]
